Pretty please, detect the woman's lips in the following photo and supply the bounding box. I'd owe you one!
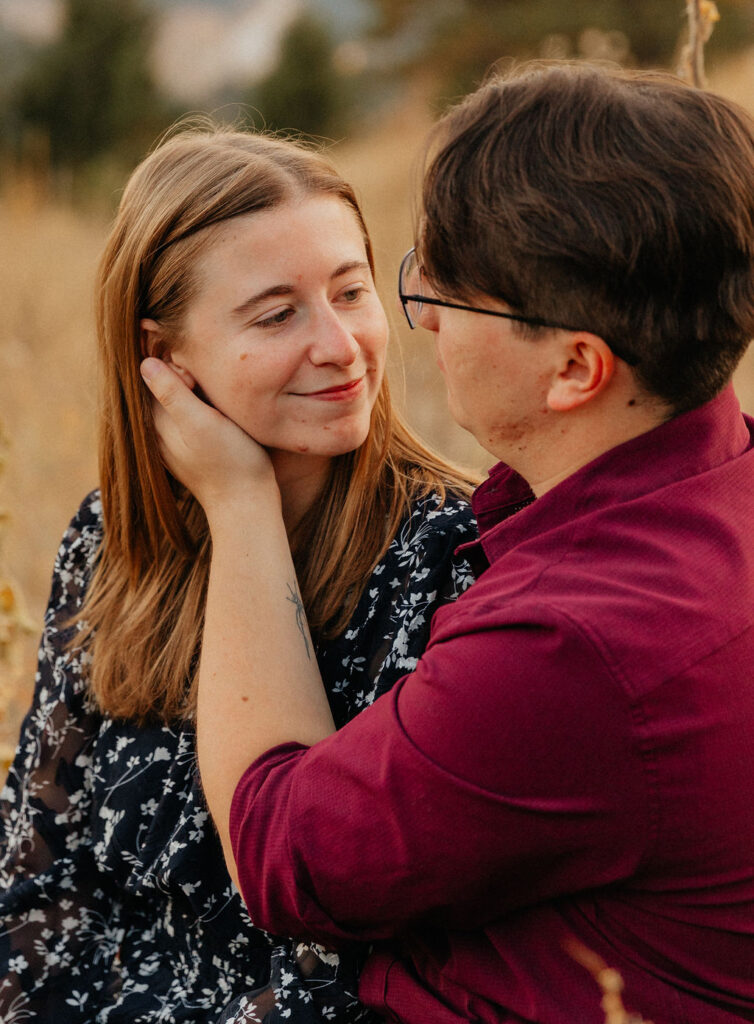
[295,377,365,400]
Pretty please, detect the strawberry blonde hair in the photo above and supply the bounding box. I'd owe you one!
[77,125,475,723]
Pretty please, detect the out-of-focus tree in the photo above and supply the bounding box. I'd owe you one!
[0,30,30,151]
[11,0,169,170]
[246,13,352,138]
[368,0,754,101]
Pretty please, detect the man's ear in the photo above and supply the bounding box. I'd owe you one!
[139,318,197,390]
[546,333,615,413]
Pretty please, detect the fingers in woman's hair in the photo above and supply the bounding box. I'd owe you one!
[140,357,189,410]
[147,396,182,467]
[140,359,216,457]
[149,396,172,445]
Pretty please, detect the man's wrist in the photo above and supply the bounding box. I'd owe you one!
[203,477,284,536]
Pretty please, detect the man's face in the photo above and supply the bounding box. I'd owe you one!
[414,289,561,464]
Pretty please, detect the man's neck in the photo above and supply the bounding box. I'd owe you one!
[506,390,672,498]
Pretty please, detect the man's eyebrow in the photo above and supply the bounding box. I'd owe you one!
[231,261,371,320]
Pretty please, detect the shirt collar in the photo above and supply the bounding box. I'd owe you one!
[462,384,753,570]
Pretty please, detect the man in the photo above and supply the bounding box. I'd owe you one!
[143,63,754,1023]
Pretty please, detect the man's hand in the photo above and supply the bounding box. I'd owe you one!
[140,356,278,520]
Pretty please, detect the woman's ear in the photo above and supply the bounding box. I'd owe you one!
[139,318,197,390]
[140,318,166,359]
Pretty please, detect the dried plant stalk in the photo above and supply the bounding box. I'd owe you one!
[680,0,721,87]
[566,938,655,1024]
[0,423,35,773]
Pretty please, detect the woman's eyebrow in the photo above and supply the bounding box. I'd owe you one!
[332,259,371,278]
[232,284,293,320]
[231,261,371,320]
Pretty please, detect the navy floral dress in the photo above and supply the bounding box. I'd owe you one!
[0,489,475,1023]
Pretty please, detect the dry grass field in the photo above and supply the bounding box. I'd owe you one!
[2,56,754,755]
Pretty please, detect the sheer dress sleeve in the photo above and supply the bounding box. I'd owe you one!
[0,492,122,1022]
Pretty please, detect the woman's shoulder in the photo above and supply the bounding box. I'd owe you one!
[322,489,476,712]
[66,488,104,539]
[390,488,477,558]
[47,489,104,617]
[369,487,477,606]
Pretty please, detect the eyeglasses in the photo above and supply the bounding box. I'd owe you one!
[398,248,637,366]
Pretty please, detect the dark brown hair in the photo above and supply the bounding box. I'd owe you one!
[421,62,754,412]
[76,125,476,723]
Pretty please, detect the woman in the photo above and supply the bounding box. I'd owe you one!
[0,126,477,1023]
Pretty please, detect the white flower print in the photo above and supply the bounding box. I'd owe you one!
[0,488,475,1023]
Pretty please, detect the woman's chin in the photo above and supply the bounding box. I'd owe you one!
[269,421,371,460]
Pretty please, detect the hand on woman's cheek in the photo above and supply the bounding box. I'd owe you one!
[140,357,277,516]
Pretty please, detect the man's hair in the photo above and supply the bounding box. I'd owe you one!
[421,62,754,412]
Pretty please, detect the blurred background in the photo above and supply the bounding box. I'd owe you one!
[2,0,754,754]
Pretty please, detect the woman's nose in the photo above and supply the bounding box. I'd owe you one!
[308,310,360,366]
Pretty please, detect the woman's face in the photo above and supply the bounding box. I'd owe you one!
[153,195,388,463]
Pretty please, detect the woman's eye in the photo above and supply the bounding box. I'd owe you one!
[340,286,365,303]
[255,308,294,329]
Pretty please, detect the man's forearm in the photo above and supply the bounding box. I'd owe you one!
[196,492,336,884]
[138,357,337,882]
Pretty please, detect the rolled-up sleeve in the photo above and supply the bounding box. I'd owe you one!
[230,610,652,948]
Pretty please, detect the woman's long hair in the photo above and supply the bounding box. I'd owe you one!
[76,124,476,724]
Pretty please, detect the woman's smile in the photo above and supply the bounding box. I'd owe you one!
[293,376,366,399]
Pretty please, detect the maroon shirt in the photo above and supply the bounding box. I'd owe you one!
[231,385,754,1024]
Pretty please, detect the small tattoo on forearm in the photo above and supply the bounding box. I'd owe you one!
[286,581,311,660]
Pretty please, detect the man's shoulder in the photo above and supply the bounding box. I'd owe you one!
[433,475,754,702]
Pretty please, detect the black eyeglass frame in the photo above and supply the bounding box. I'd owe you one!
[398,248,637,366]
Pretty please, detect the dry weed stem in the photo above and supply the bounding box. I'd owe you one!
[680,0,721,87]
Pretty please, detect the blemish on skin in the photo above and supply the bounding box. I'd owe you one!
[239,352,248,361]
[241,696,249,702]
[297,445,309,453]
[628,398,636,407]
